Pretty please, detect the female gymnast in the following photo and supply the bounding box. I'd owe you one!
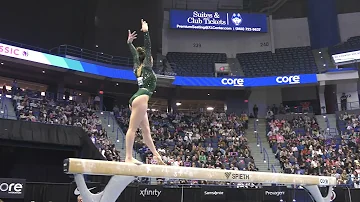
[125,19,165,165]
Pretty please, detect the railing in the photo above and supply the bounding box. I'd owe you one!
[262,148,270,170]
[271,165,277,173]
[56,45,134,67]
[0,38,50,53]
[1,104,8,119]
[324,115,330,129]
[103,111,115,133]
[116,127,126,150]
[337,101,360,111]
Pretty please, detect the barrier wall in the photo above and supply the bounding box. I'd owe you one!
[3,182,359,202]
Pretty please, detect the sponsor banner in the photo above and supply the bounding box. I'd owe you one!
[169,10,268,33]
[0,43,318,87]
[137,185,163,201]
[201,186,226,201]
[331,187,345,202]
[173,74,318,87]
[215,63,230,73]
[263,186,287,202]
[0,178,26,199]
[332,50,360,64]
[70,181,101,201]
[0,43,136,81]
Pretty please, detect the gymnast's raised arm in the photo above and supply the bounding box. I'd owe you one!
[141,19,152,67]
[127,30,140,67]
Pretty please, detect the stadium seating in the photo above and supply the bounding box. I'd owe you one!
[237,46,318,77]
[10,89,121,162]
[266,110,360,186]
[116,108,258,185]
[166,52,227,76]
[329,36,360,55]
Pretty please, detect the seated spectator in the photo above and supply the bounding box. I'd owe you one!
[116,109,258,185]
[268,115,360,185]
[11,89,121,163]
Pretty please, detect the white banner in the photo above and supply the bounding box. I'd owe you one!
[332,50,360,64]
[214,63,230,72]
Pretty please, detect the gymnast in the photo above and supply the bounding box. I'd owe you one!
[125,19,165,165]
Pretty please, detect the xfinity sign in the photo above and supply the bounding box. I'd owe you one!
[139,188,162,197]
[0,178,26,199]
[275,75,300,85]
[221,78,244,87]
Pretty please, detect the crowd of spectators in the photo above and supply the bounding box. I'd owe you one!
[266,112,360,188]
[115,107,258,186]
[7,87,122,162]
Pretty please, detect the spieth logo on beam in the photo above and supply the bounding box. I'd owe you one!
[224,172,250,180]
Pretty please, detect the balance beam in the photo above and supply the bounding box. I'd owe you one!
[64,158,336,202]
[64,158,336,185]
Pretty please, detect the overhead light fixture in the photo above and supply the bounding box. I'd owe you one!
[0,62,3,65]
[79,80,83,84]
[42,70,45,73]
[176,102,181,106]
[116,83,119,86]
[95,45,99,48]
[207,93,210,96]
[206,107,214,111]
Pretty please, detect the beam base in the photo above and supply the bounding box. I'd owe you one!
[74,174,135,202]
[303,185,333,202]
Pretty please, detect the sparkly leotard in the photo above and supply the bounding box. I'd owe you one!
[128,32,157,106]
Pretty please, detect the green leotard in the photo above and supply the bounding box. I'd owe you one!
[128,31,157,106]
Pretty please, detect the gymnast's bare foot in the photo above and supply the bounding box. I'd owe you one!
[125,157,143,165]
[153,155,166,165]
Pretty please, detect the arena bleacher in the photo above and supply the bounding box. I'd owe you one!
[329,36,360,55]
[166,52,227,76]
[266,109,360,186]
[9,89,121,162]
[115,107,258,185]
[237,46,318,77]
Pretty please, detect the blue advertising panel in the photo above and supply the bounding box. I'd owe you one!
[169,10,268,33]
[0,42,319,88]
[172,74,318,87]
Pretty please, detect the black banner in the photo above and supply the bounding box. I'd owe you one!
[137,185,163,201]
[201,186,226,201]
[0,178,26,199]
[331,187,345,202]
[263,186,288,202]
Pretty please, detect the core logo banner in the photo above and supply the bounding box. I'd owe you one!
[0,178,26,199]
[173,74,318,87]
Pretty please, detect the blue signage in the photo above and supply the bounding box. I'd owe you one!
[169,10,268,33]
[173,74,318,87]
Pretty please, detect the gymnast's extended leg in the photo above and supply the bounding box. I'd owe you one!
[125,95,148,164]
[139,112,166,165]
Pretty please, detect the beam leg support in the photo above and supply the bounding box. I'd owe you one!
[303,185,333,202]
[74,174,135,202]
